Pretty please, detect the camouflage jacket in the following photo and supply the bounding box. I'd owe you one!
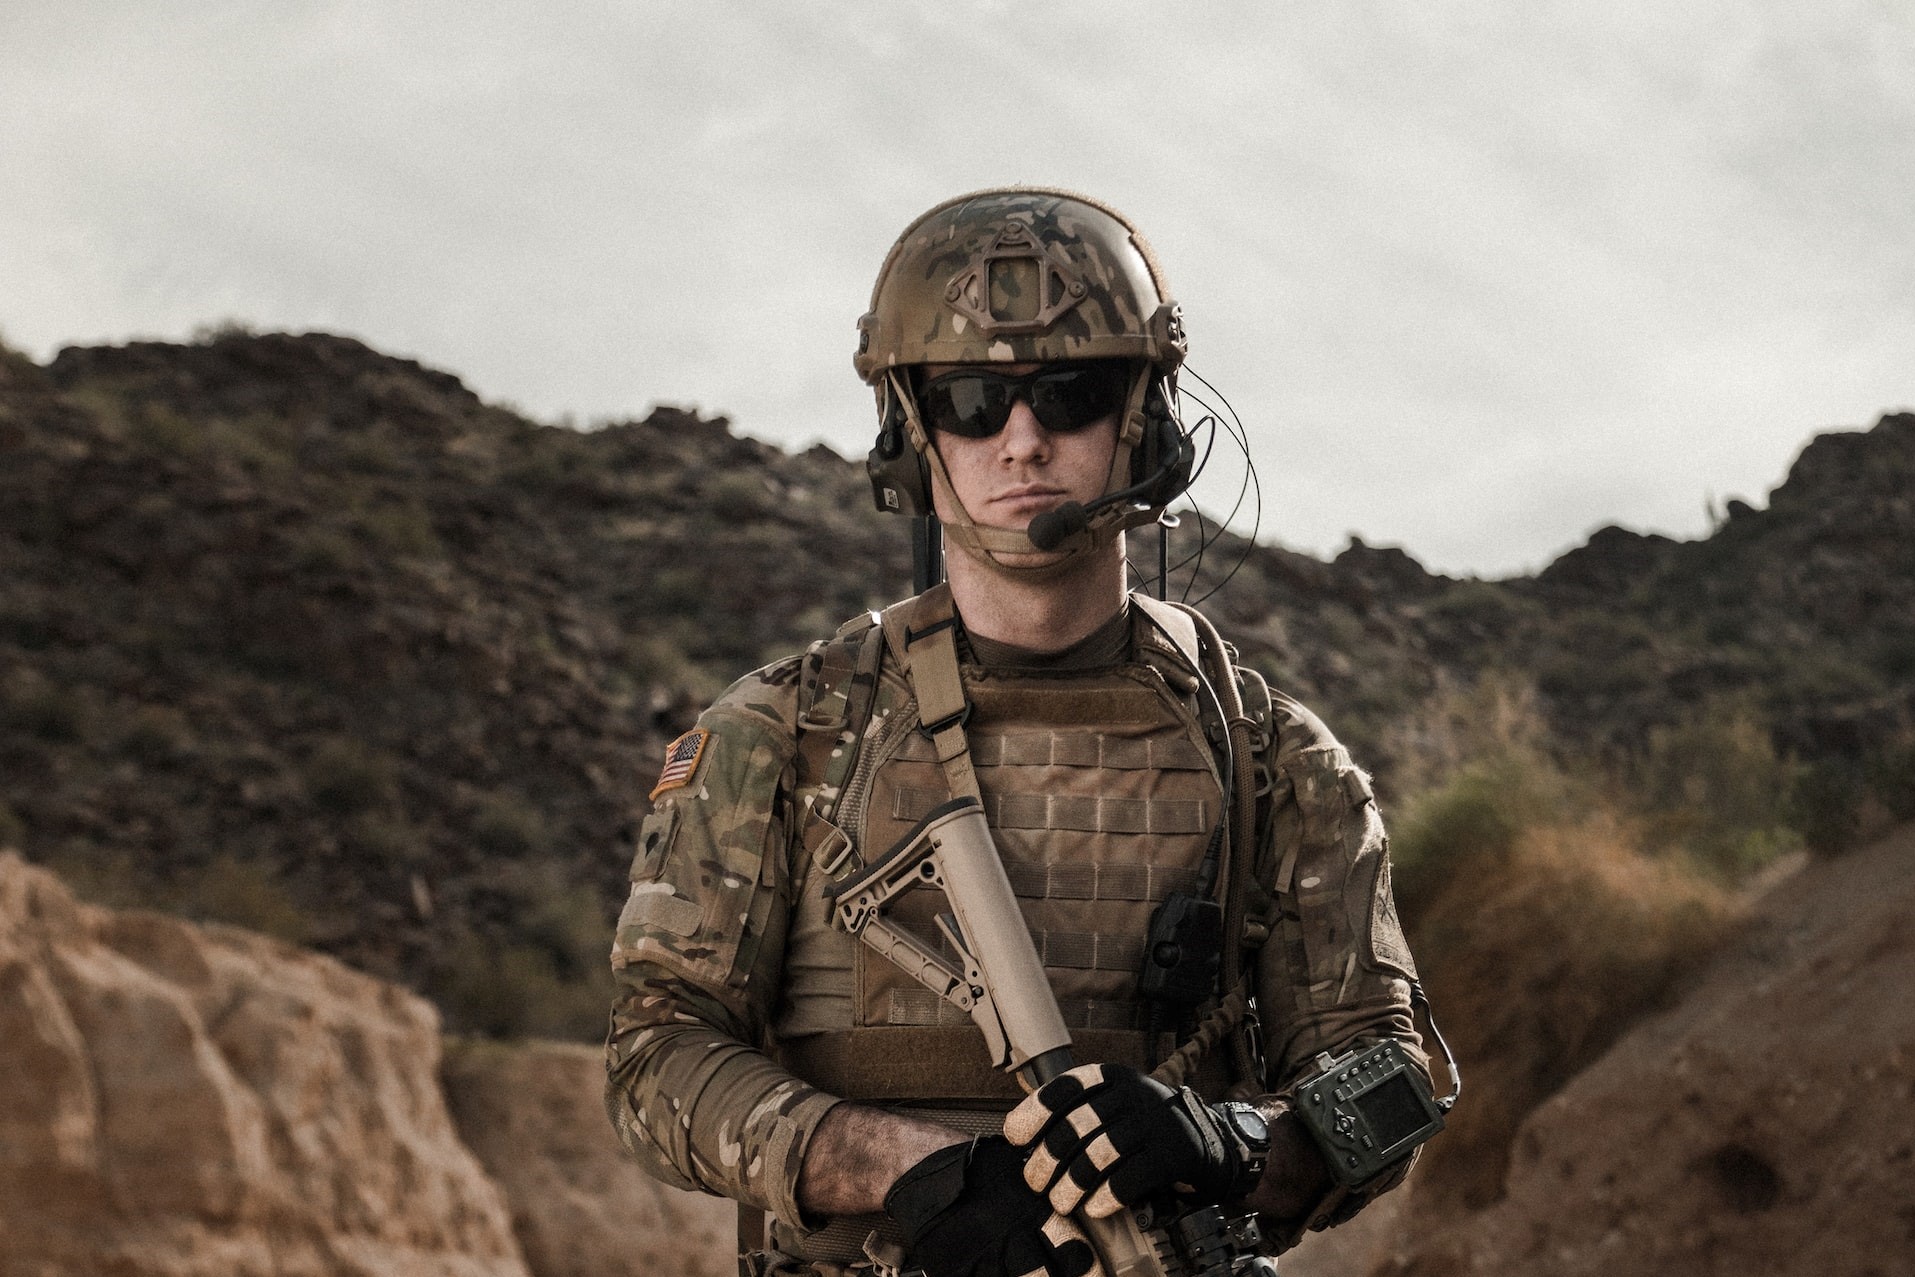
[605,592,1422,1239]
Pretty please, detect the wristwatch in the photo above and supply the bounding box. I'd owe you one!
[1214,1101,1271,1199]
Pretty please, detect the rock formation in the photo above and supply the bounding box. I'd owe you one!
[0,850,528,1277]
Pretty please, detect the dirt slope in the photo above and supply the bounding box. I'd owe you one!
[1375,822,1915,1276]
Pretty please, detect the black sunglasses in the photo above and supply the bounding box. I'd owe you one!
[916,362,1130,439]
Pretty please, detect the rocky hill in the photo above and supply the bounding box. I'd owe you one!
[0,332,905,1037]
[1,330,1911,1042]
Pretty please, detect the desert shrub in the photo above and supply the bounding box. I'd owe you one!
[648,565,710,616]
[1787,759,1867,857]
[622,632,703,694]
[1533,606,1668,681]
[34,844,146,911]
[360,500,443,559]
[1390,748,1567,916]
[0,328,38,377]
[1400,801,1736,1213]
[1872,632,1915,682]
[0,603,55,651]
[1763,647,1885,711]
[1377,670,1559,831]
[1422,579,1541,636]
[1388,723,1748,1213]
[191,318,258,343]
[201,412,297,476]
[175,854,314,945]
[430,925,611,1041]
[471,792,553,859]
[119,703,196,764]
[3,672,92,743]
[327,429,406,477]
[129,405,201,456]
[292,525,361,575]
[428,862,614,1042]
[704,470,775,523]
[304,737,401,815]
[343,810,425,866]
[62,385,133,436]
[1628,702,1802,879]
[492,859,612,981]
[1868,741,1915,821]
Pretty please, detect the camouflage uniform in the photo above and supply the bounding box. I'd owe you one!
[606,590,1423,1273]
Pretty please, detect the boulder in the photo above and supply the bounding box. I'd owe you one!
[0,851,528,1277]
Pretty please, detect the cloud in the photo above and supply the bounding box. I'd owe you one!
[1,1,1909,576]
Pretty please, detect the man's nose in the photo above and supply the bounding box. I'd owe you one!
[997,398,1051,460]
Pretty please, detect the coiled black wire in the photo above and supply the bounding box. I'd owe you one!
[1128,366,1264,605]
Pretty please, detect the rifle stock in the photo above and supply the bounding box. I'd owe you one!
[829,797,1172,1276]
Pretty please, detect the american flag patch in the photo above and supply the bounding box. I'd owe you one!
[649,729,710,800]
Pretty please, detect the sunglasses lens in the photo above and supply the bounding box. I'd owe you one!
[1028,364,1127,433]
[922,375,1013,438]
[919,364,1129,438]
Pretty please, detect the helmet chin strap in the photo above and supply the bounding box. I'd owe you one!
[897,370,1154,582]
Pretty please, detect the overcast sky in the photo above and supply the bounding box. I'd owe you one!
[4,2,1910,577]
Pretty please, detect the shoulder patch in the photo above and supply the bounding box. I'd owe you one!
[649,728,711,800]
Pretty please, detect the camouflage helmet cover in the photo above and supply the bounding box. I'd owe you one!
[854,187,1187,381]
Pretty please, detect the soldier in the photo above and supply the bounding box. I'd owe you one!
[607,189,1436,1277]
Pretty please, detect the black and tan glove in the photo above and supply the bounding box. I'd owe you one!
[884,1135,1099,1277]
[1003,1063,1263,1217]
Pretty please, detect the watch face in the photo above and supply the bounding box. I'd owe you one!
[1226,1103,1270,1149]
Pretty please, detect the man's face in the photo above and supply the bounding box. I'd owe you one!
[917,362,1122,538]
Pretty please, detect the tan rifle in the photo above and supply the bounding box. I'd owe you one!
[827,797,1273,1277]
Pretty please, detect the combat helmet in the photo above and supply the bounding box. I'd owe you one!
[856,187,1193,575]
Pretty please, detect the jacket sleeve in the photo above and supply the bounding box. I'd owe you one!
[1252,691,1430,1231]
[603,663,840,1228]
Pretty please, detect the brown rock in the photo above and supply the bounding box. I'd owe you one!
[0,850,528,1277]
[442,1039,734,1277]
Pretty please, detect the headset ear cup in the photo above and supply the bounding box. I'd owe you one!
[866,387,933,516]
[1133,381,1195,507]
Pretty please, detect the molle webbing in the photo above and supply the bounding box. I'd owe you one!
[777,1027,1230,1102]
[887,984,1148,1025]
[888,786,1212,835]
[888,730,1211,771]
[1003,858,1201,903]
[885,921,1149,990]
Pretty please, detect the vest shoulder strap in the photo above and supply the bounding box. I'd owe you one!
[794,608,883,830]
[879,583,982,801]
[1131,592,1204,674]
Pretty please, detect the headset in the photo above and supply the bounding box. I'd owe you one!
[866,369,1195,530]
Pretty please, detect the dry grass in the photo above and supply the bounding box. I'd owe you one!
[1393,758,1740,1214]
[1379,676,1776,1215]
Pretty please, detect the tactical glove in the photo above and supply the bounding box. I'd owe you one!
[884,1135,1100,1277]
[1003,1063,1255,1217]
